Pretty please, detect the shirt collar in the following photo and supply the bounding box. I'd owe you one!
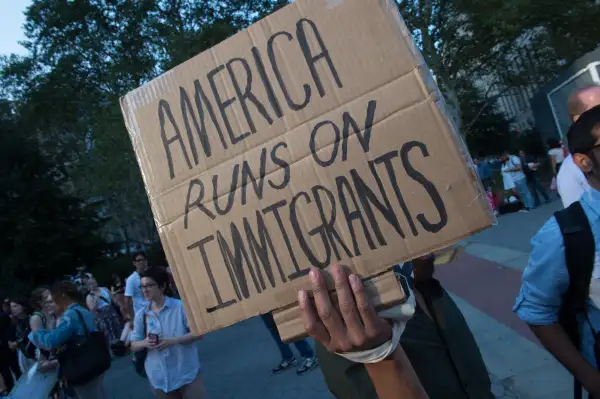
[144,296,172,314]
[581,188,600,221]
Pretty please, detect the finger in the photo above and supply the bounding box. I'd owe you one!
[309,268,346,341]
[331,265,365,343]
[298,289,330,345]
[349,274,380,335]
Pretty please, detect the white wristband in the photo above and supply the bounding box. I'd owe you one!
[335,287,416,364]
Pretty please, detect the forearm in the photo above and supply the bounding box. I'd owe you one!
[531,324,600,389]
[173,333,200,346]
[365,346,428,399]
[125,297,134,320]
[130,340,147,353]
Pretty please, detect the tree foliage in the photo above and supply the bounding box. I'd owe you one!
[0,99,107,294]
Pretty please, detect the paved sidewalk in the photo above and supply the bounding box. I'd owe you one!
[104,200,574,399]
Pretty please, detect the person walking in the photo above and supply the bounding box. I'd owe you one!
[31,281,108,399]
[110,274,127,317]
[547,138,566,175]
[86,277,123,345]
[260,312,319,375]
[519,150,550,207]
[9,297,36,373]
[125,252,151,377]
[130,267,205,398]
[501,151,534,211]
[473,156,493,190]
[514,106,600,398]
[0,307,15,394]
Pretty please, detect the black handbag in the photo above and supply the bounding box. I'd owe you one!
[59,309,111,386]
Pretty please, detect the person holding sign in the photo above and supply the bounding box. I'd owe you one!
[299,264,428,399]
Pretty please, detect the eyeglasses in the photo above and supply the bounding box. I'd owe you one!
[585,143,600,154]
[140,283,157,291]
[134,258,146,263]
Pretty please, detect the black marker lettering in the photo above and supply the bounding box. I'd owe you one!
[187,236,236,313]
[312,185,353,260]
[244,211,286,288]
[217,226,263,300]
[296,18,343,97]
[179,87,201,166]
[269,142,291,190]
[208,65,245,145]
[158,99,192,179]
[251,46,283,119]
[341,100,377,160]
[290,191,330,268]
[263,200,306,279]
[267,31,311,111]
[310,120,340,166]
[374,151,418,236]
[400,141,448,233]
[184,179,216,229]
[351,168,403,245]
[226,57,274,135]
[240,148,267,205]
[194,79,227,151]
[212,164,239,216]
[336,175,376,256]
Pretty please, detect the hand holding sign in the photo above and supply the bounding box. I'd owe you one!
[299,265,392,353]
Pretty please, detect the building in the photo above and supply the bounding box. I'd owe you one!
[531,47,600,140]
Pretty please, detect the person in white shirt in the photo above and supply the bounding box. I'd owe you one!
[125,252,150,322]
[501,152,534,210]
[547,138,566,175]
[556,86,600,207]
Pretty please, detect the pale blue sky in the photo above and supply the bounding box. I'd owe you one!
[0,0,30,56]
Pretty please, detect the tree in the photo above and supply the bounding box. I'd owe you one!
[0,99,107,294]
[459,83,512,156]
[1,0,289,250]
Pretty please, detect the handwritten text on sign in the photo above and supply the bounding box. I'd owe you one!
[154,18,448,313]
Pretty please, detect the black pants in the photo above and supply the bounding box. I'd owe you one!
[0,350,17,392]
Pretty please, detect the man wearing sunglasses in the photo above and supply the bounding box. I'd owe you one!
[514,105,600,398]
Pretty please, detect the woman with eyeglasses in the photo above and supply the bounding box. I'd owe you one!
[130,267,205,398]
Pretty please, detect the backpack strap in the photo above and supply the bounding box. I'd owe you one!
[554,201,595,315]
[33,311,47,329]
[554,201,595,399]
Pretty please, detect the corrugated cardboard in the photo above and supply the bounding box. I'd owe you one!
[121,0,495,335]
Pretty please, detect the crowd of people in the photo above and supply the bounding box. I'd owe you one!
[474,147,558,215]
[1,85,600,399]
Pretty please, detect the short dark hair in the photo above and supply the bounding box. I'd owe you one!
[132,252,146,262]
[567,105,600,155]
[10,296,32,315]
[30,287,49,312]
[140,267,170,293]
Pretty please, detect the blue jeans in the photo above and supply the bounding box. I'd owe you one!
[514,178,534,209]
[261,313,314,359]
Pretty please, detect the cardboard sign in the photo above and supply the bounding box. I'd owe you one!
[121,0,494,335]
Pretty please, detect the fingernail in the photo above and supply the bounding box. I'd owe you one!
[309,268,318,282]
[349,274,360,289]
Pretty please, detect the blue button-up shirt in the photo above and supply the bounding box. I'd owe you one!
[131,297,200,392]
[476,162,492,180]
[514,189,600,369]
[30,303,96,350]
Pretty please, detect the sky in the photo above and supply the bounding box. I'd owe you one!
[0,0,30,56]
